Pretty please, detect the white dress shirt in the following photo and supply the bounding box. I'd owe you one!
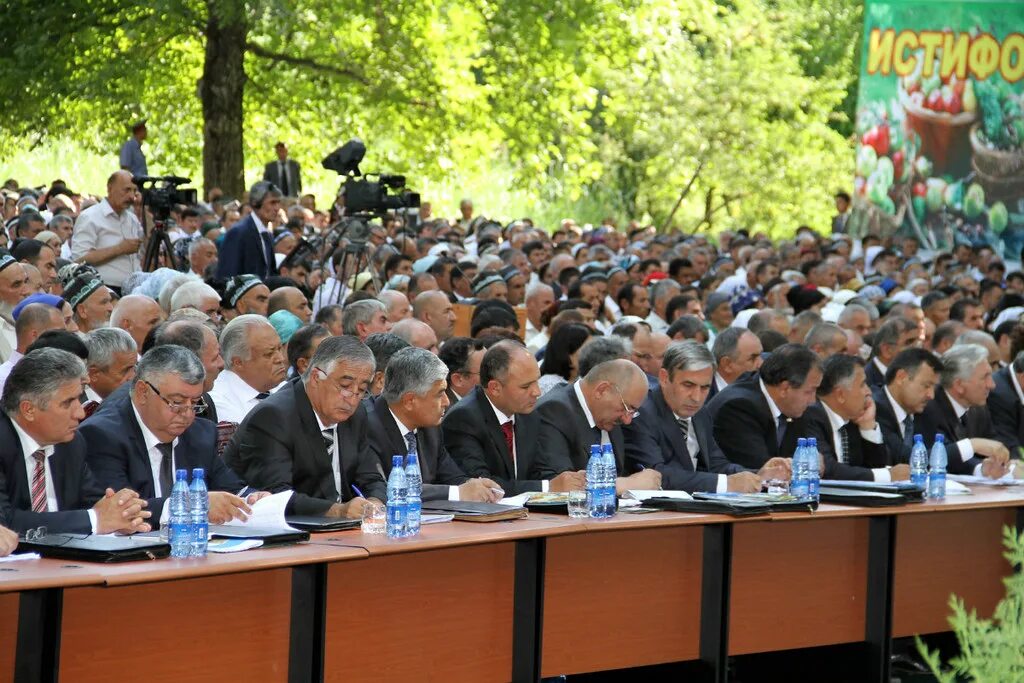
[485,395,551,492]
[672,413,728,492]
[714,373,729,393]
[70,198,143,287]
[11,418,98,532]
[389,408,460,501]
[83,384,103,405]
[313,410,342,499]
[208,370,270,425]
[819,400,890,482]
[873,357,888,378]
[944,393,986,477]
[0,350,23,394]
[645,311,669,334]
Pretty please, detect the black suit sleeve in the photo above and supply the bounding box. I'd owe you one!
[801,409,873,482]
[349,423,387,502]
[442,413,541,495]
[622,409,721,492]
[710,396,774,469]
[533,399,579,479]
[987,384,1022,452]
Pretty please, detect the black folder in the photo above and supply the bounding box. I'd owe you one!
[817,486,909,507]
[643,493,818,516]
[421,500,528,521]
[208,525,310,546]
[819,480,925,502]
[19,534,170,563]
[285,516,362,532]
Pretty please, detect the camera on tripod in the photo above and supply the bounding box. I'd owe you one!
[322,139,420,216]
[132,175,198,222]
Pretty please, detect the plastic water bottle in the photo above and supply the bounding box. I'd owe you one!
[168,469,191,558]
[928,434,947,500]
[586,444,605,518]
[909,434,928,491]
[791,438,809,498]
[806,437,820,501]
[601,443,617,517]
[386,455,408,538]
[189,468,209,557]
[405,453,422,537]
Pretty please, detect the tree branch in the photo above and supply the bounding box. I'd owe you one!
[659,158,705,233]
[245,42,370,86]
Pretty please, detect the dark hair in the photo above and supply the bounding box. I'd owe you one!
[540,323,593,380]
[884,348,943,385]
[438,336,483,377]
[365,332,410,373]
[668,257,692,280]
[993,320,1018,344]
[818,354,864,395]
[666,314,707,342]
[479,340,526,385]
[756,329,789,353]
[664,295,697,325]
[471,306,518,338]
[920,290,949,310]
[287,323,330,374]
[11,238,49,264]
[950,297,982,322]
[615,283,641,308]
[475,328,523,345]
[383,253,412,280]
[872,317,916,354]
[314,304,343,327]
[759,343,821,387]
[932,320,965,351]
[25,329,89,359]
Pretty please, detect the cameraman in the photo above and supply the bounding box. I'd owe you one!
[71,171,143,296]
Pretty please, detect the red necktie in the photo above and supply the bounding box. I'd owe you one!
[82,400,100,419]
[31,450,48,513]
[501,420,515,466]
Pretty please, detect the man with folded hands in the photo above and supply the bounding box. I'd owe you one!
[0,348,151,534]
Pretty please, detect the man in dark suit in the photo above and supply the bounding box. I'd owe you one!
[81,345,263,526]
[366,346,499,501]
[709,327,763,400]
[216,181,282,280]
[987,352,1024,453]
[533,358,661,491]
[801,354,910,481]
[623,341,788,492]
[871,348,943,465]
[263,142,302,198]
[705,343,822,468]
[224,336,386,517]
[0,348,151,534]
[443,341,587,495]
[916,343,1014,478]
[865,317,919,387]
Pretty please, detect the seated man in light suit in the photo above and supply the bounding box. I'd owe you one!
[365,346,500,502]
[0,348,151,534]
[81,345,265,527]
[533,358,662,493]
[443,341,587,495]
[224,335,387,518]
[623,341,789,492]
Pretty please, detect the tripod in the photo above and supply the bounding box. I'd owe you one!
[142,221,178,272]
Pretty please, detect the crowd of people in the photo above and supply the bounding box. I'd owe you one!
[0,167,1021,557]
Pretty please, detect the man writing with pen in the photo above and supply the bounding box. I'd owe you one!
[223,336,388,517]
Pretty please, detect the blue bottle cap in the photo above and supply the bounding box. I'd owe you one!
[175,469,188,480]
[191,468,205,479]
[935,433,945,443]
[392,454,404,467]
[406,453,418,464]
[914,434,923,442]
[797,438,807,447]
[590,444,601,454]
[808,438,817,446]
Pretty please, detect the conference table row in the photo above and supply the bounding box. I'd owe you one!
[3,486,1023,683]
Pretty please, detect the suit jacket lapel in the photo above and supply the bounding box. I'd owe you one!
[297,383,337,499]
[654,390,692,471]
[375,398,422,478]
[567,385,597,469]
[120,398,156,495]
[476,390,513,479]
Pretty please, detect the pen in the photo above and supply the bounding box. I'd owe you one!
[635,464,647,472]
[490,487,505,497]
[351,484,365,498]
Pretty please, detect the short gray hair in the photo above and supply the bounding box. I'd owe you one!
[170,280,220,312]
[302,335,375,382]
[837,303,870,327]
[711,327,747,363]
[577,335,630,378]
[650,279,682,305]
[382,346,448,403]
[250,180,283,208]
[954,330,996,349]
[158,273,200,313]
[85,327,138,369]
[48,214,73,231]
[663,340,716,376]
[2,348,87,414]
[220,314,273,366]
[188,237,216,257]
[153,319,213,357]
[342,299,386,336]
[940,343,989,388]
[525,281,554,302]
[804,322,845,351]
[135,345,205,388]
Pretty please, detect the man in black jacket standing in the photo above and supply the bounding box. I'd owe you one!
[224,335,387,517]
[443,341,586,495]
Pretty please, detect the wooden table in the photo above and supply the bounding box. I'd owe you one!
[2,486,1022,683]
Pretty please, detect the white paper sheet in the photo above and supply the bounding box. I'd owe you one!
[221,490,295,530]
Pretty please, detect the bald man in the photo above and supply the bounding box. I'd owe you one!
[71,170,144,293]
[534,358,661,492]
[268,286,312,323]
[379,290,412,323]
[111,294,165,349]
[391,318,439,354]
[413,290,456,343]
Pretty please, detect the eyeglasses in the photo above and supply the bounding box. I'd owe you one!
[612,385,640,419]
[316,369,362,401]
[23,526,48,542]
[144,380,207,415]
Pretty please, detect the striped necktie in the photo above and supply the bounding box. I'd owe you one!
[30,450,48,513]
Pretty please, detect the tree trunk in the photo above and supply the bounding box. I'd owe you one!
[200,0,247,198]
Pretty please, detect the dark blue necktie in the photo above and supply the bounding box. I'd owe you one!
[776,415,788,449]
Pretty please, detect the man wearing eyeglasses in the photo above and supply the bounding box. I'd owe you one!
[224,335,388,517]
[80,345,268,527]
[533,358,662,493]
[0,348,152,535]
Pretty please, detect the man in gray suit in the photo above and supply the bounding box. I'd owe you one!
[263,142,302,198]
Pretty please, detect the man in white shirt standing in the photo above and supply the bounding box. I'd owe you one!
[71,171,143,296]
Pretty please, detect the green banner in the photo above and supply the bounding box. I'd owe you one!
[852,0,1024,258]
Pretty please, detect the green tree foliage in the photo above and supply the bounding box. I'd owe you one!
[918,526,1024,682]
[0,0,861,236]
